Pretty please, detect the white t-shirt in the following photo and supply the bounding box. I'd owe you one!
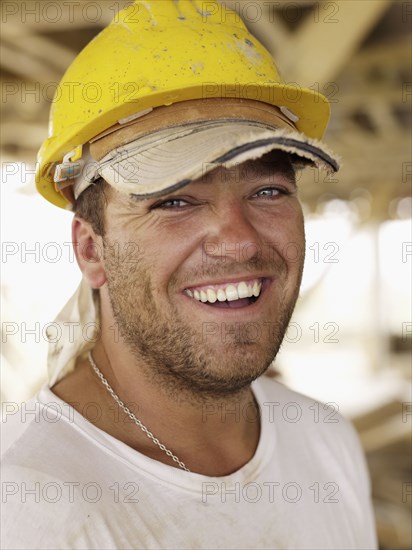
[1,376,377,549]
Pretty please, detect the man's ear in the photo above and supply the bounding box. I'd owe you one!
[72,217,107,289]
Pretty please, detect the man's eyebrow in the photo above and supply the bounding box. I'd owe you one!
[127,194,152,205]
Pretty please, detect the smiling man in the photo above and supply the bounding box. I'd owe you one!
[2,1,377,549]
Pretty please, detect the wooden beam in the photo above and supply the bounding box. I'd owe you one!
[0,122,48,148]
[0,0,118,31]
[359,415,411,452]
[342,35,410,71]
[283,0,393,86]
[0,43,60,83]
[2,24,77,72]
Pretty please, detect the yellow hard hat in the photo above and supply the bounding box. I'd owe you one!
[36,0,331,209]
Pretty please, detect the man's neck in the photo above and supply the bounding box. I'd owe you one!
[51,340,261,476]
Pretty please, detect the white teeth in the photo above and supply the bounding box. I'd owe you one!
[217,289,226,302]
[225,285,239,301]
[186,279,263,304]
[252,282,260,297]
[237,281,249,299]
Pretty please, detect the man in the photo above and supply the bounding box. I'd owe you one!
[2,1,377,548]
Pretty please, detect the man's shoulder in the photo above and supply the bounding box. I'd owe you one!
[1,394,41,459]
[1,387,79,467]
[255,373,342,416]
[255,374,370,484]
[254,374,362,451]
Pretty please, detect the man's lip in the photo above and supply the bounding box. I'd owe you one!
[182,275,272,292]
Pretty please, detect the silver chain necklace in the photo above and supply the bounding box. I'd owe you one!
[87,351,190,472]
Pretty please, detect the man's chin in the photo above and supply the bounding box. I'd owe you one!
[172,369,264,399]
[168,347,275,397]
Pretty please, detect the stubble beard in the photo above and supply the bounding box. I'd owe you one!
[103,238,303,402]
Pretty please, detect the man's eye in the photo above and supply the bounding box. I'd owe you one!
[152,198,189,209]
[254,187,289,198]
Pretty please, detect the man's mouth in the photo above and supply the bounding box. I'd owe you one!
[183,278,264,309]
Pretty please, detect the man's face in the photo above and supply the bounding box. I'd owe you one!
[101,151,305,398]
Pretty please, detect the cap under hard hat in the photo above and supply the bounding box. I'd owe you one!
[36,0,339,210]
[58,99,339,204]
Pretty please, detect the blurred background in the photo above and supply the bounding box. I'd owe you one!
[1,1,411,548]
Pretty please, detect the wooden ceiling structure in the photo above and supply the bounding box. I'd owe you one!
[1,0,411,220]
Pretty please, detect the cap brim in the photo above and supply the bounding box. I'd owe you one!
[87,120,339,199]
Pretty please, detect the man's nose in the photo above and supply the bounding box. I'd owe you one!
[202,202,262,263]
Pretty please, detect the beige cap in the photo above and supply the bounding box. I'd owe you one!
[67,99,339,201]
